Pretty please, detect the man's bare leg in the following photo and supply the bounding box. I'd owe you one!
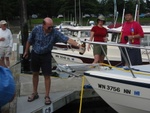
[32,72,39,94]
[44,75,50,97]
[44,75,51,105]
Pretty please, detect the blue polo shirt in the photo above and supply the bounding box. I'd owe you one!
[28,25,69,54]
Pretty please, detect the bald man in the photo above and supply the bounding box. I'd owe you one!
[23,17,81,105]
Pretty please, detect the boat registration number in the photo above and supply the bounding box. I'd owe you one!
[98,84,120,92]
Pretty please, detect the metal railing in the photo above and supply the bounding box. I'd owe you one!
[84,40,150,78]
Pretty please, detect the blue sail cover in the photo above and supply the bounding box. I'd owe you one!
[0,66,15,107]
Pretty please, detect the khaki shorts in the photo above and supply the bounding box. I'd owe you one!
[0,47,12,57]
[93,44,107,56]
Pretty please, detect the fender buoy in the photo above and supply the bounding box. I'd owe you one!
[0,66,15,107]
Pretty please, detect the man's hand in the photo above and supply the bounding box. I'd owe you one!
[79,45,86,55]
[103,37,108,42]
[23,52,28,59]
[128,36,132,40]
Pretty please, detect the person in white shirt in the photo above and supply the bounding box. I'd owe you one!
[0,20,13,67]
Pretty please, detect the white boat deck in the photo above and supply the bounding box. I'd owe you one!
[84,64,150,80]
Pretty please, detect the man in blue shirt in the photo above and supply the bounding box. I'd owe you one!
[23,17,82,105]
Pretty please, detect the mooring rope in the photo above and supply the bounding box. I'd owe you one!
[78,75,85,113]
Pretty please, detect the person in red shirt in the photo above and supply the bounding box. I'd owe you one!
[120,11,144,65]
[87,15,108,63]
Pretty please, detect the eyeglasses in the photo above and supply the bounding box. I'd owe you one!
[48,26,54,30]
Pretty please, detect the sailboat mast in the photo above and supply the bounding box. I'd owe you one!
[113,0,118,27]
[74,0,77,24]
[79,0,81,25]
[134,0,140,22]
[121,0,129,24]
[113,0,117,23]
[137,0,140,22]
[121,2,125,24]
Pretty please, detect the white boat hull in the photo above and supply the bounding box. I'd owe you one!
[52,45,122,65]
[94,88,150,113]
[52,45,150,66]
[84,65,150,113]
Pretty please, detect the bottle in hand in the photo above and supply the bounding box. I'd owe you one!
[79,39,86,55]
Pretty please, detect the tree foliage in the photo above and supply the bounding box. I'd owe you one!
[0,0,149,20]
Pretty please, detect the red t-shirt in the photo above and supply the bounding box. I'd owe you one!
[121,21,144,44]
[91,26,107,42]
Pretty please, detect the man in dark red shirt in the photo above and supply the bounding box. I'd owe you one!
[120,11,144,65]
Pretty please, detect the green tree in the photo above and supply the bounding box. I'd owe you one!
[0,0,148,21]
[0,0,19,20]
[56,0,100,17]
